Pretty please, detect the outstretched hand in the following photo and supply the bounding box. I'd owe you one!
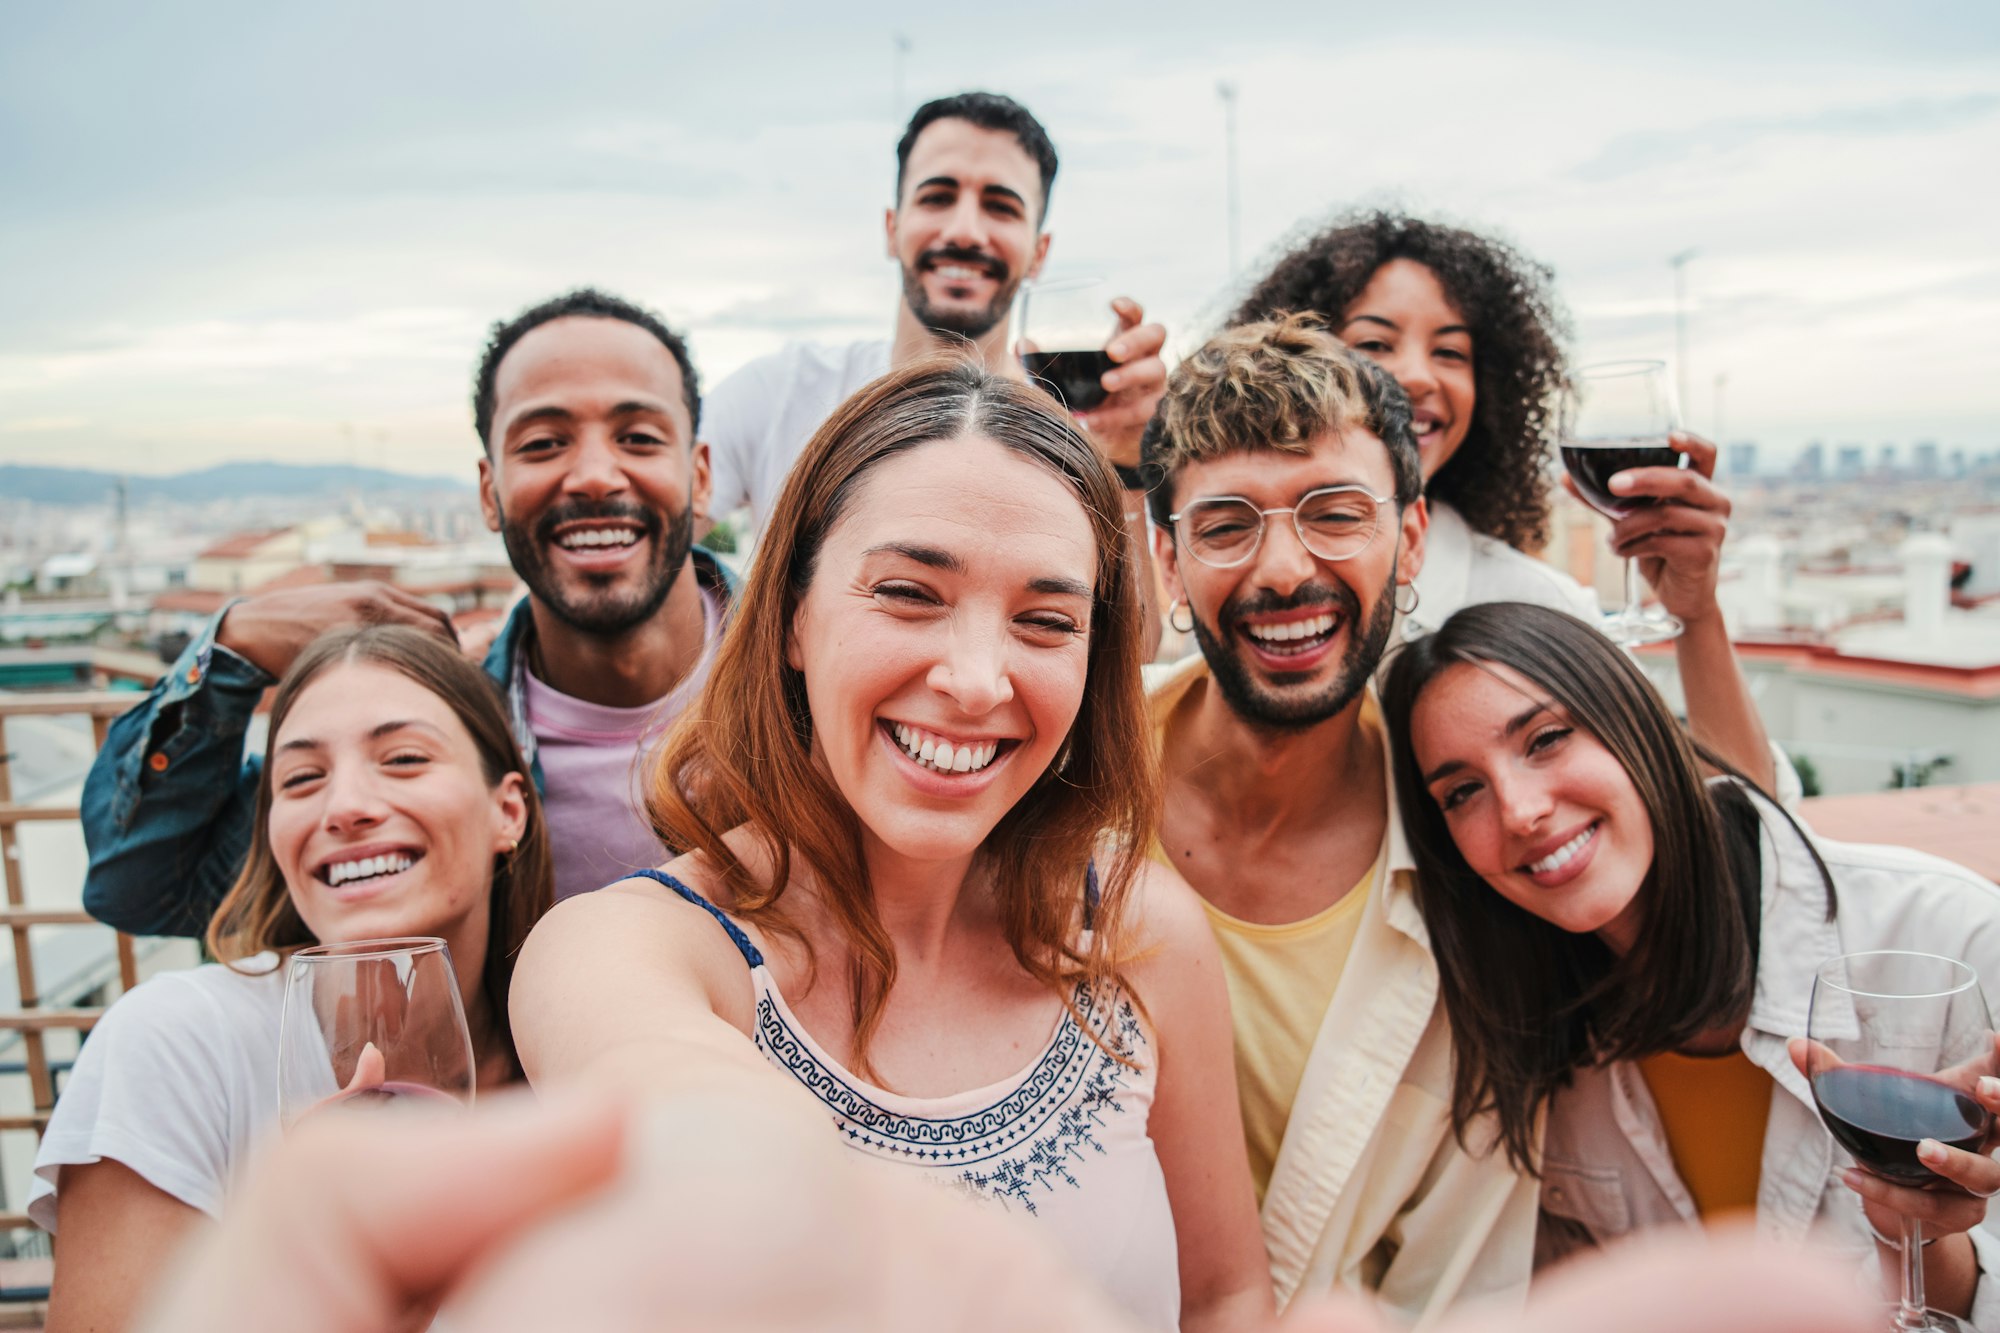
[143,1088,1880,1333]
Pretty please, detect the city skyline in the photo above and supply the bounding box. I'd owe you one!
[3,1,1996,477]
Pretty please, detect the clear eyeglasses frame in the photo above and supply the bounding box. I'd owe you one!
[1166,485,1394,569]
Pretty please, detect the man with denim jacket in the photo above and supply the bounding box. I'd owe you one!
[82,288,735,930]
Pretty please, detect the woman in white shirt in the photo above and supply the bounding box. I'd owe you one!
[35,624,551,1333]
[1381,601,2000,1328]
[1234,211,1777,792]
[511,355,1272,1333]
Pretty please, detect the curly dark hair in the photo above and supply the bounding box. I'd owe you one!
[1232,210,1570,553]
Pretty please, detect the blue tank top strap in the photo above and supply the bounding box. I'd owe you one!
[1084,860,1100,933]
[624,868,765,969]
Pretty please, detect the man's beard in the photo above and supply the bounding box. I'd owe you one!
[499,497,694,639]
[900,245,1019,341]
[1191,571,1398,732]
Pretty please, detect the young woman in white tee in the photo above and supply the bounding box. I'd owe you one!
[1383,602,2000,1328]
[35,625,551,1332]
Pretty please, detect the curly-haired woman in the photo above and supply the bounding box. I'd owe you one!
[1235,210,1778,793]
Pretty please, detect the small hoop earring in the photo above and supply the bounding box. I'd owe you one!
[1168,599,1196,634]
[1394,582,1421,617]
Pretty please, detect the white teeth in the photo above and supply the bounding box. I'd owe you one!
[1528,825,1597,876]
[558,528,640,549]
[889,724,1000,775]
[326,853,415,886]
[1245,613,1336,643]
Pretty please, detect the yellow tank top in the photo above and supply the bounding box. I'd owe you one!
[1203,851,1379,1202]
[1637,1048,1773,1219]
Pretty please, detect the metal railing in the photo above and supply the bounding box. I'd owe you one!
[0,692,142,1247]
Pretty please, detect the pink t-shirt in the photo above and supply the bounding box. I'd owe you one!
[522,586,723,901]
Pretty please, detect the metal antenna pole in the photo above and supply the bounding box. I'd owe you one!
[1217,81,1240,278]
[1670,248,1699,417]
[892,34,911,119]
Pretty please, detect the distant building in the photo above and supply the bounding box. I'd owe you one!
[1877,444,1898,477]
[1836,444,1866,478]
[1727,443,1758,478]
[1796,441,1826,479]
[1914,441,1941,479]
[189,528,306,594]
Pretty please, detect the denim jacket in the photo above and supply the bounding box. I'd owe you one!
[80,549,737,938]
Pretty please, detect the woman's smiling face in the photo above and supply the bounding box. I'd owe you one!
[785,434,1098,869]
[1339,258,1477,482]
[1409,659,1655,955]
[266,661,526,947]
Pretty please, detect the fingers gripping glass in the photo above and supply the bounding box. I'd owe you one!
[1169,486,1391,569]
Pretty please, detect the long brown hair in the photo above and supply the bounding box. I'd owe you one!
[649,354,1159,1080]
[1380,602,1831,1169]
[206,625,552,1076]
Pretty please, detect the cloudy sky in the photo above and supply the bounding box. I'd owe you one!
[2,0,1995,478]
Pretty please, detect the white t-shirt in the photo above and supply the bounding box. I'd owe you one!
[31,955,285,1231]
[701,339,891,538]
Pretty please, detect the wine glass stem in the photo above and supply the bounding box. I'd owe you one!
[1898,1213,1929,1330]
[1623,555,1644,621]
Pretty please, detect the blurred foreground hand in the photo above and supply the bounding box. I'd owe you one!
[140,1090,1878,1333]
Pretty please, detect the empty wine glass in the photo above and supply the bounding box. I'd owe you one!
[1559,360,1690,645]
[1808,950,1996,1332]
[277,936,475,1124]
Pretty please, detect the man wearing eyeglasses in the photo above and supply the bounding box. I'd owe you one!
[1141,313,1536,1322]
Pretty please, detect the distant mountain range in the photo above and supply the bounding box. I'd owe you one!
[0,462,470,506]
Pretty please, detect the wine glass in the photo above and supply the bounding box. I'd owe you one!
[1808,950,1996,1332]
[277,936,476,1123]
[1559,360,1690,645]
[1017,274,1117,413]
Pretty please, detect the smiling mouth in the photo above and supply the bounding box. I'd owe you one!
[1524,822,1598,876]
[1241,611,1341,656]
[318,851,424,887]
[885,721,1010,774]
[553,522,643,551]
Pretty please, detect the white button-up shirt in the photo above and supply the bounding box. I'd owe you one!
[1540,787,2000,1329]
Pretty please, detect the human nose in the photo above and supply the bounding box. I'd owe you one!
[1246,507,1318,597]
[1385,344,1437,403]
[1492,769,1555,838]
[926,618,1015,717]
[561,432,630,500]
[319,764,389,839]
[938,193,990,251]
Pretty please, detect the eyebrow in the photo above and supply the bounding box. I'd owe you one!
[911,174,1028,210]
[276,719,448,756]
[1342,313,1472,338]
[505,400,675,434]
[1420,702,1551,786]
[865,543,1091,599]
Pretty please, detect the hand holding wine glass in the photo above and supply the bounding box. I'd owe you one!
[1804,951,2000,1331]
[278,936,476,1124]
[1017,278,1165,468]
[1559,360,1692,646]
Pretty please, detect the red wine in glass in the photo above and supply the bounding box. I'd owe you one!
[1812,1064,1991,1187]
[333,1080,468,1109]
[1023,349,1115,413]
[1559,438,1685,520]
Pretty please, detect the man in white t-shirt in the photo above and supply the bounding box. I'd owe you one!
[700,91,1167,558]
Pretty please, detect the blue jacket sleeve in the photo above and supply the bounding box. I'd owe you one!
[79,612,271,937]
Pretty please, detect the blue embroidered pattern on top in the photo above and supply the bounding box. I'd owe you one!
[755,980,1147,1216]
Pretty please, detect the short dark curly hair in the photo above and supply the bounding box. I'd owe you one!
[472,288,700,453]
[1232,210,1569,553]
[896,92,1059,221]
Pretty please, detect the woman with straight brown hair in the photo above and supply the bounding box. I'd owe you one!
[33,624,550,1333]
[513,355,1271,1332]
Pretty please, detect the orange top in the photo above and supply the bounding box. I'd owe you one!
[1637,1048,1774,1219]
